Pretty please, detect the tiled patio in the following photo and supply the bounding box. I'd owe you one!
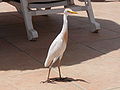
[0,1,120,90]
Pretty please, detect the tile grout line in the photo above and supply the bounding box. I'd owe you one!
[81,43,105,54]
[81,35,120,45]
[104,27,120,34]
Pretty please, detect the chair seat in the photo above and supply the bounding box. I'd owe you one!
[30,0,65,4]
[12,0,65,3]
[11,0,20,2]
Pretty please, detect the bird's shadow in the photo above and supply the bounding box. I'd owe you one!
[41,77,89,84]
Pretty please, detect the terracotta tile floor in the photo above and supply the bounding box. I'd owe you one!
[0,1,120,90]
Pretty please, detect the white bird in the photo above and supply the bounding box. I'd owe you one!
[44,8,78,82]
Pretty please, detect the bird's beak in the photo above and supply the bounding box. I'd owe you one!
[67,10,78,14]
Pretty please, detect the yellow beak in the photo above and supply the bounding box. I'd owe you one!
[67,10,78,14]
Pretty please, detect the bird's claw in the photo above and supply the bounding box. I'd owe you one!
[40,79,54,83]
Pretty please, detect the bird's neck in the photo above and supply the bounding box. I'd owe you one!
[61,14,68,33]
[60,14,68,43]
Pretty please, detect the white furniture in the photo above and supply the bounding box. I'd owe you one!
[0,0,101,40]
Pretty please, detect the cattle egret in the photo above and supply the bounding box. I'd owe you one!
[44,9,78,82]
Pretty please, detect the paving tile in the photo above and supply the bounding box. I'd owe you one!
[0,12,23,26]
[4,30,104,65]
[105,87,120,90]
[84,37,120,53]
[112,27,120,33]
[96,18,120,31]
[0,38,84,90]
[0,39,41,77]
[0,24,26,37]
[6,69,83,90]
[69,27,120,43]
[92,2,120,16]
[60,43,102,66]
[0,81,17,90]
[60,50,120,90]
[92,2,120,31]
[4,32,58,63]
[33,14,92,33]
[0,1,120,90]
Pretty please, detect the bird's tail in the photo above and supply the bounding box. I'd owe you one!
[44,57,52,67]
[44,57,58,67]
[44,61,49,68]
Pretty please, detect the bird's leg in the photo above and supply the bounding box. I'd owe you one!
[41,66,52,83]
[58,59,62,79]
[45,60,54,83]
[47,66,52,81]
[58,66,61,78]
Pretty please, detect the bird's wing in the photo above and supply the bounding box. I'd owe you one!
[49,38,63,52]
[44,37,64,67]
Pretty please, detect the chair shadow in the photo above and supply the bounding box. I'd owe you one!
[0,10,120,71]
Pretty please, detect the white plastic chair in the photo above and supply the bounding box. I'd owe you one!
[1,0,101,40]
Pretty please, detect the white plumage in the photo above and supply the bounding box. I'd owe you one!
[44,8,78,81]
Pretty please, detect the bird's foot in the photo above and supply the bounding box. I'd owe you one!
[40,79,54,83]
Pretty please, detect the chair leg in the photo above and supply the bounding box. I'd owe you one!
[85,0,101,32]
[20,0,38,40]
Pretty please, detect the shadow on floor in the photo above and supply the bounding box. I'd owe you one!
[41,77,89,84]
[0,11,120,70]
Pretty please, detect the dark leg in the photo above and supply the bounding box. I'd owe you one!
[41,66,52,83]
[46,60,54,82]
[58,59,62,78]
[47,66,52,80]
